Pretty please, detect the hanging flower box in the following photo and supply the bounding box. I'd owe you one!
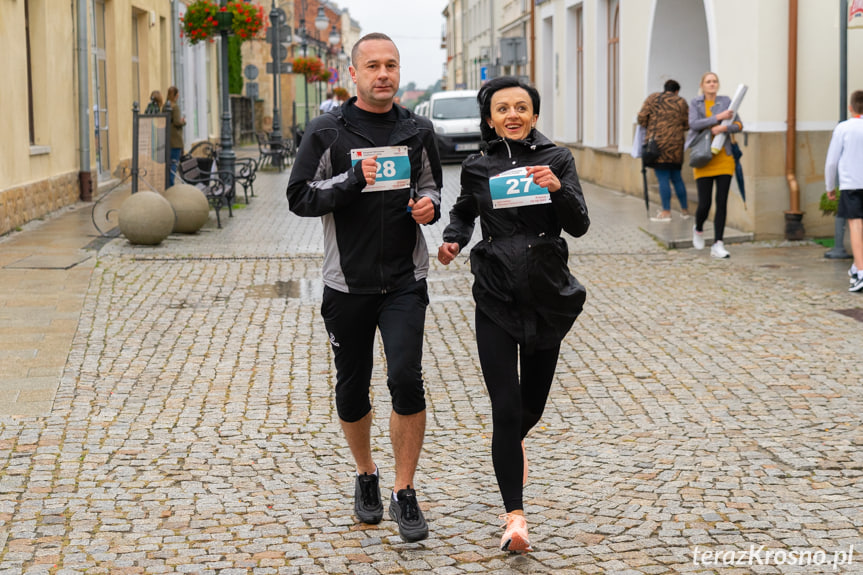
[214,10,233,31]
[291,56,331,82]
[180,0,264,45]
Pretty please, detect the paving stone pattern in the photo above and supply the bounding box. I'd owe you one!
[1,164,862,574]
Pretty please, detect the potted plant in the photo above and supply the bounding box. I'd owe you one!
[180,0,264,45]
[820,190,840,216]
[291,56,325,79]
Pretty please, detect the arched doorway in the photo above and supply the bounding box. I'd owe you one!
[646,0,710,102]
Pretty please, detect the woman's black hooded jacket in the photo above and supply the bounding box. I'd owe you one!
[442,129,590,351]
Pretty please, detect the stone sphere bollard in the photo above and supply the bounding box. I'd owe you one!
[117,191,175,245]
[163,184,210,233]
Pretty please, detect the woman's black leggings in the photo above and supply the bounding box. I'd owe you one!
[475,308,560,512]
[695,174,732,242]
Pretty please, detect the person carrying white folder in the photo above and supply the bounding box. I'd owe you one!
[687,72,743,258]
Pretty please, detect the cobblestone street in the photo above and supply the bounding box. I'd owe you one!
[1,162,862,574]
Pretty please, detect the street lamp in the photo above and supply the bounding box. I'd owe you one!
[299,19,309,125]
[338,48,348,89]
[314,7,329,110]
[269,1,287,169]
[314,7,328,32]
[218,0,235,192]
[326,24,340,90]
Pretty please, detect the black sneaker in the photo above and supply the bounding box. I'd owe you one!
[354,472,383,524]
[388,486,428,542]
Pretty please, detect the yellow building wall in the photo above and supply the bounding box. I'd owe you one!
[0,0,174,236]
[101,0,175,177]
[0,0,78,188]
[0,0,80,235]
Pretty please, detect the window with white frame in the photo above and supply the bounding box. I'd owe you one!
[25,0,36,145]
[607,0,619,147]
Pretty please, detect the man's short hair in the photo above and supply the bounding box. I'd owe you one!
[351,33,398,67]
[664,79,680,93]
[851,90,863,115]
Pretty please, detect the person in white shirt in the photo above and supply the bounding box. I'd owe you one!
[320,91,338,114]
[825,90,863,292]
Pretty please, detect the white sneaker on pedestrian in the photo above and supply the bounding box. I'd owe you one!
[692,226,705,250]
[650,210,671,222]
[711,241,730,259]
[850,274,863,293]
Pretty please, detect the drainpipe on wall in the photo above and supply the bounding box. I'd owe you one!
[76,0,92,201]
[784,0,804,240]
[529,0,535,84]
[840,0,848,121]
[462,0,467,88]
[172,1,183,89]
[488,0,494,80]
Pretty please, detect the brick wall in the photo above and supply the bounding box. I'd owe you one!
[0,172,81,236]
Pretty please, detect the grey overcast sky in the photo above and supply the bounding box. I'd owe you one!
[333,0,448,90]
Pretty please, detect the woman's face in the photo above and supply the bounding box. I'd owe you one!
[701,74,719,96]
[488,87,537,141]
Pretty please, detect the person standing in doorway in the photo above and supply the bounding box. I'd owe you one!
[825,90,863,291]
[163,86,185,186]
[286,33,443,543]
[687,72,743,258]
[637,79,690,222]
[145,90,163,114]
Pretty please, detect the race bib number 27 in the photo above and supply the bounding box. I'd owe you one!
[489,167,551,209]
[351,146,411,192]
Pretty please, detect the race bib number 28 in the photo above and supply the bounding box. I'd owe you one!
[489,167,551,209]
[351,146,411,192]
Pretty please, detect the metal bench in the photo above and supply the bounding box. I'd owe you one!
[256,131,294,171]
[190,141,258,204]
[176,155,234,228]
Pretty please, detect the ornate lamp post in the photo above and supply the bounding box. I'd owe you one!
[338,47,348,90]
[327,24,340,89]
[269,1,286,169]
[217,0,235,189]
[314,7,328,110]
[298,18,309,124]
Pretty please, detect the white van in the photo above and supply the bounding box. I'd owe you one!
[427,89,482,161]
[414,100,429,118]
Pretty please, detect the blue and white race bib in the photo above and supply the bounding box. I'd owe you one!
[489,167,551,209]
[351,146,411,192]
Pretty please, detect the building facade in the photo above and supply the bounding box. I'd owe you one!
[444,0,863,239]
[1,0,358,236]
[1,0,179,236]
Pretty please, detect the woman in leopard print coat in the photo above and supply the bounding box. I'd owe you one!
[637,79,690,221]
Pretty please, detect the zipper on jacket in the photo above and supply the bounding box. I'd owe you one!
[339,115,418,295]
[380,189,386,291]
[527,232,546,249]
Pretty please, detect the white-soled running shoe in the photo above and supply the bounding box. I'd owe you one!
[500,513,532,554]
[692,226,705,250]
[711,241,730,259]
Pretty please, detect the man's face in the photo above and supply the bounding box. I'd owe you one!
[349,39,400,112]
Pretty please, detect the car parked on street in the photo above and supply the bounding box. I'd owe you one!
[428,90,482,162]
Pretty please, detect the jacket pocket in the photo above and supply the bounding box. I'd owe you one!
[526,236,571,297]
[469,241,515,304]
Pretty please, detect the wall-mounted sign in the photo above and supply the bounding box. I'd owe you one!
[850,0,863,29]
